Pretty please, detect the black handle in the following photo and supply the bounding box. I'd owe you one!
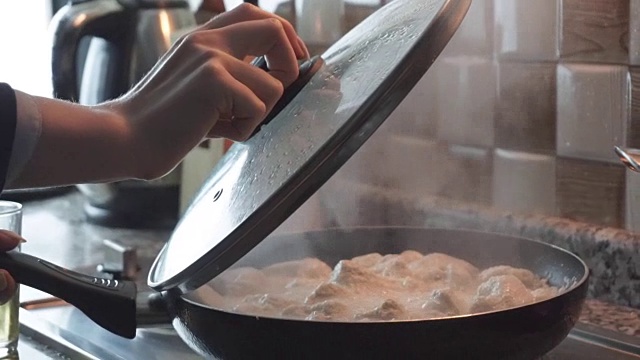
[0,251,137,339]
[249,55,324,138]
[136,292,173,327]
[50,0,132,101]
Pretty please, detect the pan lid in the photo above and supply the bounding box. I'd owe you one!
[148,0,471,293]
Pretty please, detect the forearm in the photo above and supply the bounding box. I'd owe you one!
[8,92,137,189]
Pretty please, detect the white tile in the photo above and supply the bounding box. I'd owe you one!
[628,67,640,147]
[383,62,439,138]
[494,0,559,61]
[495,62,557,153]
[492,149,556,215]
[556,63,630,163]
[375,135,444,195]
[631,0,640,64]
[625,167,640,231]
[441,0,494,57]
[435,56,496,148]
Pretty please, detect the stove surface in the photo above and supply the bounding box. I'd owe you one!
[14,221,640,360]
[18,290,640,360]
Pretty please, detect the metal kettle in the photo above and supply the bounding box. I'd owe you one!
[49,0,197,229]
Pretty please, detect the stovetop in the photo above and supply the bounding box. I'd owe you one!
[17,287,640,360]
[15,238,640,360]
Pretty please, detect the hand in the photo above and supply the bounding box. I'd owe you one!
[0,230,23,304]
[110,3,310,179]
[10,3,310,188]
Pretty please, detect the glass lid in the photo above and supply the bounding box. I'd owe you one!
[148,0,472,293]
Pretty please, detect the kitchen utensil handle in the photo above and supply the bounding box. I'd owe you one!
[0,251,138,339]
[249,55,324,138]
[136,292,173,327]
[50,0,130,102]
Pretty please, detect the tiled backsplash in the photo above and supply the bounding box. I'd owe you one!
[332,0,640,231]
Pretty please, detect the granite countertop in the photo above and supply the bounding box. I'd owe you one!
[10,189,640,344]
[581,299,640,337]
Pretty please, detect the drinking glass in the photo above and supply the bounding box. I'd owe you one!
[0,201,21,359]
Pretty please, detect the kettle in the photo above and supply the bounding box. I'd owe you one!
[49,0,197,229]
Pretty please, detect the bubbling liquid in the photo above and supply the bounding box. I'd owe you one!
[201,252,561,322]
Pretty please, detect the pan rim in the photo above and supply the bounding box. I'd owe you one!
[181,225,590,325]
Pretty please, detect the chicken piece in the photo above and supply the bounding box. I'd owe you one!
[470,275,535,313]
[409,253,479,290]
[305,282,348,304]
[421,288,467,316]
[243,293,294,309]
[232,293,295,317]
[306,300,349,321]
[211,251,561,323]
[479,266,546,290]
[400,276,423,290]
[532,286,559,302]
[350,253,384,268]
[281,304,311,319]
[398,250,424,264]
[188,285,226,308]
[372,255,412,278]
[232,302,271,317]
[329,260,392,290]
[262,258,332,279]
[356,299,405,321]
[285,276,324,291]
[211,267,269,297]
[421,309,448,320]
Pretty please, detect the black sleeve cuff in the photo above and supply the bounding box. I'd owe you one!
[0,82,17,193]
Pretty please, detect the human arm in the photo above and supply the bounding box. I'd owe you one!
[0,83,17,192]
[7,4,309,189]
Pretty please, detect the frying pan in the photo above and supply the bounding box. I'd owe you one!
[0,227,588,360]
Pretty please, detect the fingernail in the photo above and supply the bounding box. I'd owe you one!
[0,229,27,248]
[0,229,26,244]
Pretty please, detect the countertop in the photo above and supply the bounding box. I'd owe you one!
[18,190,171,267]
[9,189,640,357]
[9,189,174,359]
[581,299,640,337]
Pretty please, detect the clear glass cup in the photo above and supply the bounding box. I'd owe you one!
[0,201,21,359]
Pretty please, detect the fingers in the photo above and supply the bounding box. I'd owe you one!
[219,19,300,87]
[0,230,25,252]
[202,3,309,60]
[0,231,23,304]
[204,62,272,141]
[200,52,285,140]
[0,270,16,305]
[222,51,284,108]
[210,119,255,141]
[180,16,302,87]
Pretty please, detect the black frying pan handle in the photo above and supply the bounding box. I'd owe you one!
[0,251,137,339]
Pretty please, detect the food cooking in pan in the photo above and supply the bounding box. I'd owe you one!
[200,251,562,321]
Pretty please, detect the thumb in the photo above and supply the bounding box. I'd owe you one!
[0,230,25,252]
